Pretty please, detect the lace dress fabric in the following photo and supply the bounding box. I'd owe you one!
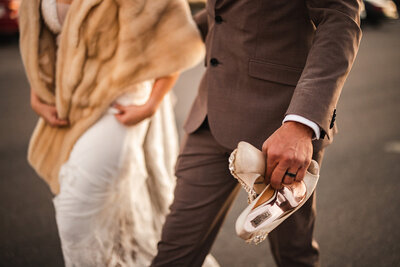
[40,0,218,266]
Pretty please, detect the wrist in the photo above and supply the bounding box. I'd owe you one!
[143,100,158,116]
[30,95,42,113]
[30,90,43,108]
[284,121,313,139]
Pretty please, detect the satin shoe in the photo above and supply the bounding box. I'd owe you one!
[229,141,320,244]
[229,142,267,203]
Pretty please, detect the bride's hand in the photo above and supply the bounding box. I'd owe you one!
[30,89,69,127]
[113,103,156,126]
[114,73,179,126]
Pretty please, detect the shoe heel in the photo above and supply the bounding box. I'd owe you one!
[229,142,266,203]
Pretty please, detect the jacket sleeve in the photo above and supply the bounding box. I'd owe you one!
[193,8,209,41]
[285,0,362,139]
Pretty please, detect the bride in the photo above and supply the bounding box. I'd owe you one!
[19,0,217,266]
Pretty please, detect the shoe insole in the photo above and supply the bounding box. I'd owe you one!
[253,176,267,195]
[252,186,276,210]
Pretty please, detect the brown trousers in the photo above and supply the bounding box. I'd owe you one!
[152,121,321,267]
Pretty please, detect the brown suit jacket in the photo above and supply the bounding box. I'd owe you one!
[185,0,362,151]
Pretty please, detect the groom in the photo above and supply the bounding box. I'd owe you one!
[152,0,361,266]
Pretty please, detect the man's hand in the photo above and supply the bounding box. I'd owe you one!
[262,121,313,189]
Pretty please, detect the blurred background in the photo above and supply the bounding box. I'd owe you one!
[1,0,399,266]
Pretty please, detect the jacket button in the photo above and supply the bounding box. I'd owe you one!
[320,130,326,139]
[210,58,219,66]
[215,15,223,24]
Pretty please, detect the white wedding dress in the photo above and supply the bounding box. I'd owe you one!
[41,1,219,266]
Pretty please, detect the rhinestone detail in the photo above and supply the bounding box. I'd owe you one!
[229,149,258,203]
[246,231,268,245]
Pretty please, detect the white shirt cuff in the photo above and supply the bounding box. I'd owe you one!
[283,114,321,140]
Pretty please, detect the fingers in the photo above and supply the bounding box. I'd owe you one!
[46,116,68,127]
[33,101,69,127]
[274,160,310,187]
[55,118,69,126]
[270,163,306,189]
[113,103,127,124]
[291,158,311,182]
[115,115,125,124]
[261,122,314,189]
[262,141,272,184]
[112,103,126,113]
[48,114,68,127]
[270,162,287,189]
[283,166,299,184]
[295,166,307,182]
[265,154,277,185]
[114,103,153,126]
[262,140,309,189]
[50,108,68,126]
[114,112,132,126]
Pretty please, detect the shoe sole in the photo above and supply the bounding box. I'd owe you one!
[235,161,320,244]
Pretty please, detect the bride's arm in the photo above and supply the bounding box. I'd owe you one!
[30,89,69,127]
[114,73,180,126]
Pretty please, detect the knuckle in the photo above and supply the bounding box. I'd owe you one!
[262,142,268,153]
[282,158,290,165]
[304,159,312,168]
[283,155,294,165]
[292,157,302,165]
[268,150,279,160]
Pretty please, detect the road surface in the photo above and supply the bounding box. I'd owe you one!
[0,21,399,267]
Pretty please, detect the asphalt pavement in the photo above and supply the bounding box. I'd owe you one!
[0,21,399,267]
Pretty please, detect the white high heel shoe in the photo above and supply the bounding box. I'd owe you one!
[229,141,320,244]
[229,142,267,203]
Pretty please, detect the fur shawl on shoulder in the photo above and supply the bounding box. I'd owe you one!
[19,0,205,194]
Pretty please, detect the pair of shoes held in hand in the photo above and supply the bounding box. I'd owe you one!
[229,141,320,244]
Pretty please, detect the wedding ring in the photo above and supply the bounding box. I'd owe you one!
[285,171,297,178]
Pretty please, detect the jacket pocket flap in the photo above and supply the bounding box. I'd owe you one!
[248,59,303,86]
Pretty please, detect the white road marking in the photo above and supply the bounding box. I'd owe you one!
[384,141,400,153]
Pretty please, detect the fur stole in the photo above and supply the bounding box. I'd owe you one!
[19,0,205,194]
